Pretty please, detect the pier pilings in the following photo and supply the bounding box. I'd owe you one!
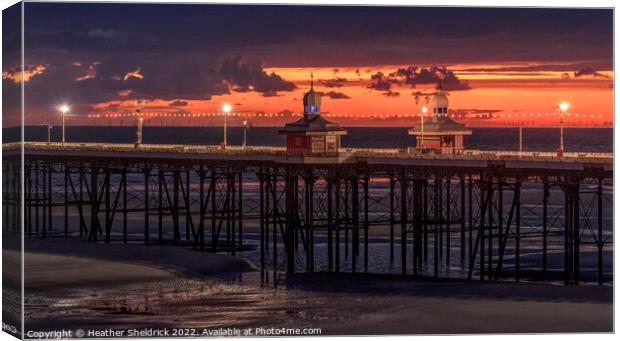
[4,150,612,285]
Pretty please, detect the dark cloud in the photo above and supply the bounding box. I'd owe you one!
[169,100,188,107]
[261,91,280,97]
[107,103,121,111]
[383,91,400,97]
[368,66,470,94]
[319,77,347,88]
[21,4,612,68]
[219,56,296,97]
[390,66,471,91]
[317,91,351,99]
[367,72,393,91]
[574,67,609,78]
[20,61,128,106]
[8,53,295,120]
[14,55,230,112]
[461,61,612,73]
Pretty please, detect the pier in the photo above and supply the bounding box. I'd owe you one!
[2,142,613,285]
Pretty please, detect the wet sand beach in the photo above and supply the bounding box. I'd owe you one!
[22,238,613,335]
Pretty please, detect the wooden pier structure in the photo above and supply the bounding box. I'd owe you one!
[2,142,613,284]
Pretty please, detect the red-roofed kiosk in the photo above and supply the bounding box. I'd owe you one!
[409,87,472,154]
[279,74,347,157]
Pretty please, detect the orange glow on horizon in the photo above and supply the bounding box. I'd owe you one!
[19,63,614,128]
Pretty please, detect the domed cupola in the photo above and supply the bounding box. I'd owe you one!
[303,72,321,115]
[430,88,449,116]
[409,84,472,155]
[280,71,347,157]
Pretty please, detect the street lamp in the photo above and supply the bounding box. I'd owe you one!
[222,103,232,148]
[559,101,569,153]
[242,119,248,149]
[420,106,428,149]
[518,124,523,156]
[59,104,70,145]
[134,99,145,148]
[41,124,53,144]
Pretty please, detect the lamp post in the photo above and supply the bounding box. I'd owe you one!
[59,105,70,145]
[242,119,248,149]
[559,101,569,154]
[134,99,145,148]
[518,125,523,156]
[420,106,428,149]
[222,103,232,148]
[135,116,144,147]
[42,124,52,144]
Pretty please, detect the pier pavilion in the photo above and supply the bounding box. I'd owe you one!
[409,88,472,154]
[279,75,347,157]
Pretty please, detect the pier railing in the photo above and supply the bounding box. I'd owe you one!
[7,142,613,163]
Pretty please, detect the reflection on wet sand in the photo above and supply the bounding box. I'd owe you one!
[23,239,613,335]
[27,277,334,331]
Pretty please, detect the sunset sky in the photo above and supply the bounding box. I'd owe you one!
[2,3,614,127]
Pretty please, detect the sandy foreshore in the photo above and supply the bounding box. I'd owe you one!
[22,238,613,335]
[23,252,177,291]
[24,238,253,284]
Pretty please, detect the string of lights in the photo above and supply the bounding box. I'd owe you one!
[85,111,605,120]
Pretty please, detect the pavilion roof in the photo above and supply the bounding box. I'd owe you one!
[409,116,472,134]
[279,114,346,134]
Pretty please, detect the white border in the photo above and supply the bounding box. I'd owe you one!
[0,1,616,341]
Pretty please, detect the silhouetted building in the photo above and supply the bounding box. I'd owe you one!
[409,88,472,154]
[280,75,347,156]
